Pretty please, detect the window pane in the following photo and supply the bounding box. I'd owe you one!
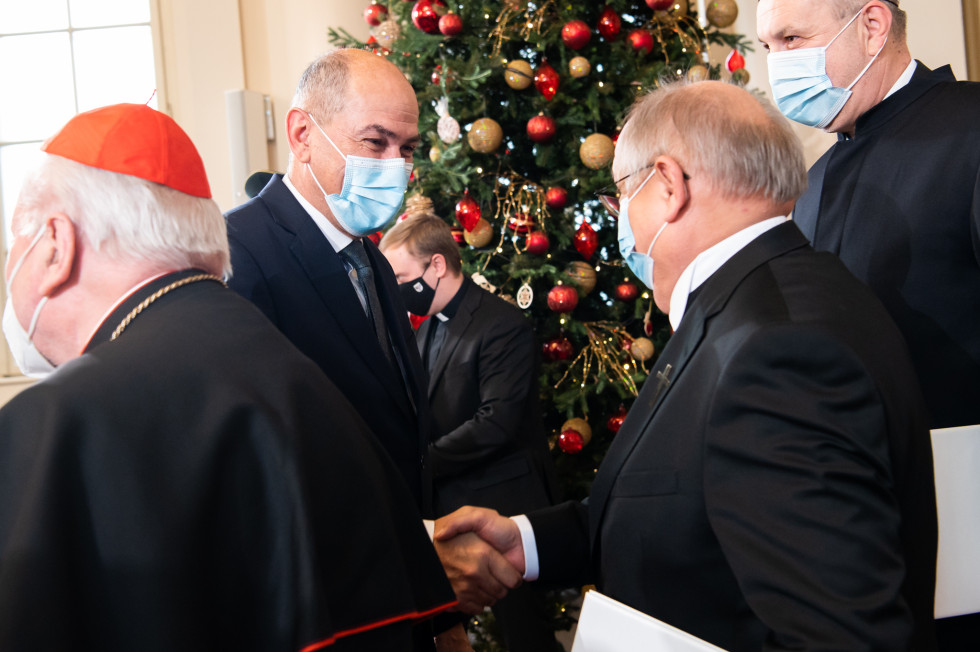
[1,142,44,248]
[73,26,157,112]
[0,33,76,143]
[68,0,150,28]
[0,0,69,34]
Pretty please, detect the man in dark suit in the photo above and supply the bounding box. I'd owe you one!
[380,213,560,651]
[224,49,431,509]
[0,103,458,651]
[433,81,939,651]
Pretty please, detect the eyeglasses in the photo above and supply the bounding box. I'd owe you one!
[595,163,690,219]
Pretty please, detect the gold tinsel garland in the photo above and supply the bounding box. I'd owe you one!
[555,322,645,397]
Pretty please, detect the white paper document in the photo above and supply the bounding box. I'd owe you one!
[932,424,980,618]
[572,590,727,652]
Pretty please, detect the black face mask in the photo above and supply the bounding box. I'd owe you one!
[398,261,439,316]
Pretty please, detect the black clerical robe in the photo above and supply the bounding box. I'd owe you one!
[793,62,980,429]
[0,270,455,651]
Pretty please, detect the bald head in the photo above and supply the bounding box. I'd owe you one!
[614,80,806,207]
[292,49,414,123]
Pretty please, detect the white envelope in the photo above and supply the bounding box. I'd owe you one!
[932,424,980,618]
[572,590,727,652]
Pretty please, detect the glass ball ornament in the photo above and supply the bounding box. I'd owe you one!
[526,230,550,255]
[707,0,739,28]
[363,3,388,26]
[597,7,621,39]
[455,192,481,231]
[542,336,574,362]
[439,12,462,36]
[726,49,746,72]
[411,0,446,34]
[371,19,402,51]
[547,285,579,313]
[573,221,598,259]
[687,64,710,82]
[534,62,560,101]
[559,418,593,454]
[580,133,615,169]
[527,114,557,143]
[561,20,591,50]
[569,56,591,78]
[607,404,628,433]
[630,337,655,361]
[732,67,751,85]
[565,261,597,296]
[614,281,639,302]
[464,218,494,247]
[504,60,534,90]
[628,29,654,54]
[545,186,568,209]
[467,117,503,153]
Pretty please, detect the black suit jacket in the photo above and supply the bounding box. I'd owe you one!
[0,271,455,652]
[420,281,558,517]
[225,175,432,509]
[793,62,980,429]
[528,223,938,651]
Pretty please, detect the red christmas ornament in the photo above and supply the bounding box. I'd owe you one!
[574,221,598,259]
[614,281,639,302]
[597,7,621,40]
[526,230,550,255]
[542,336,574,361]
[607,404,628,433]
[431,64,442,85]
[645,0,673,9]
[628,29,654,54]
[547,285,579,313]
[409,313,429,330]
[526,114,557,143]
[411,0,445,34]
[561,20,591,50]
[454,192,481,231]
[545,186,568,209]
[439,12,463,36]
[557,429,585,454]
[508,212,535,233]
[366,230,383,245]
[534,62,560,101]
[726,49,746,73]
[363,3,388,26]
[450,226,465,246]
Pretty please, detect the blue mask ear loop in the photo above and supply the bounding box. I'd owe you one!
[828,8,890,92]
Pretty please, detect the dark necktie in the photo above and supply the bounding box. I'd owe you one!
[340,239,394,364]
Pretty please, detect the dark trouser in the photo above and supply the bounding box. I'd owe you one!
[491,583,558,652]
[936,613,980,651]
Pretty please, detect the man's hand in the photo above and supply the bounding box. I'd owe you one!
[434,623,474,652]
[432,529,522,614]
[435,506,526,574]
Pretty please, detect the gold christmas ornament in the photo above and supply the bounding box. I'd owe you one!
[687,64,710,82]
[561,418,593,446]
[579,133,615,170]
[706,0,739,29]
[731,67,751,85]
[464,218,494,247]
[630,337,655,361]
[429,144,442,162]
[371,19,402,51]
[504,60,534,90]
[467,117,503,153]
[566,261,597,296]
[669,0,689,16]
[569,56,591,78]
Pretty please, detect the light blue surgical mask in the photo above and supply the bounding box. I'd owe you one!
[617,169,669,290]
[768,9,888,129]
[2,225,56,377]
[305,111,413,236]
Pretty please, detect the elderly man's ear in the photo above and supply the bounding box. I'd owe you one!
[654,156,690,222]
[36,214,76,296]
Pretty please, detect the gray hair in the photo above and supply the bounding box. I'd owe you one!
[835,0,907,41]
[291,49,352,123]
[614,79,807,206]
[14,154,231,277]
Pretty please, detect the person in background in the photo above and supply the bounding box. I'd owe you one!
[0,103,461,651]
[433,80,938,652]
[381,213,561,652]
[758,3,980,642]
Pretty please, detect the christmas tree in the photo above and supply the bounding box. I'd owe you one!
[332,1,749,647]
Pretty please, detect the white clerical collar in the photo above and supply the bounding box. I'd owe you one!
[283,173,353,253]
[884,59,917,100]
[669,216,788,331]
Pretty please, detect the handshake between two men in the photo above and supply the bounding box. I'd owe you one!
[432,507,527,615]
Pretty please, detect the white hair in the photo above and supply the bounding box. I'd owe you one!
[614,79,807,205]
[14,154,231,277]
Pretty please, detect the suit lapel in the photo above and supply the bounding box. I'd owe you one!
[427,285,478,398]
[587,221,811,550]
[259,177,414,418]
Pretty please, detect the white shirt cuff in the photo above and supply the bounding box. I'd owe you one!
[423,519,435,541]
[510,514,539,581]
